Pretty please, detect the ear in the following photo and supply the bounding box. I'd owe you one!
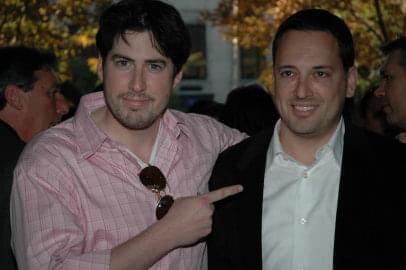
[172,70,183,90]
[345,66,358,98]
[97,55,104,82]
[4,85,25,110]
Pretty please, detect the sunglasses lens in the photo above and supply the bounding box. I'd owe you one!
[139,165,174,220]
[156,195,174,220]
[139,165,166,190]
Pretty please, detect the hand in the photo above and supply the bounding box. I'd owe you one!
[396,132,406,143]
[160,185,243,248]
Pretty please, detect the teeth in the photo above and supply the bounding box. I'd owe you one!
[294,105,314,112]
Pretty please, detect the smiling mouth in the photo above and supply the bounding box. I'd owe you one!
[123,96,151,107]
[293,105,315,112]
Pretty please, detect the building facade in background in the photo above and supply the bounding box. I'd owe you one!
[165,0,264,110]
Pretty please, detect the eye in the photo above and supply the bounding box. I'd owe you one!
[385,75,393,82]
[315,71,329,78]
[46,88,59,98]
[147,62,164,72]
[114,58,131,69]
[280,70,295,78]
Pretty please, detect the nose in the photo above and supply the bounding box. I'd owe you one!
[374,83,385,98]
[295,75,312,98]
[55,92,70,117]
[130,68,146,92]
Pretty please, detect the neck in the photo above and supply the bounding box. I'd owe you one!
[92,107,161,163]
[0,109,31,143]
[278,123,338,166]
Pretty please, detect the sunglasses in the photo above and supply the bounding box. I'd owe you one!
[139,165,174,220]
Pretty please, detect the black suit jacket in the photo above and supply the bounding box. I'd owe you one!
[0,120,24,270]
[208,123,406,270]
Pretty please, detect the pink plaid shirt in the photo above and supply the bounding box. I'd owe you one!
[10,92,246,270]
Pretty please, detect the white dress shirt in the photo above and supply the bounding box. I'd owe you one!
[262,119,345,270]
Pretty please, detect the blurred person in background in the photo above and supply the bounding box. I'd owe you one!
[356,86,395,136]
[58,80,83,121]
[188,99,225,121]
[0,46,68,270]
[375,36,406,143]
[220,83,279,136]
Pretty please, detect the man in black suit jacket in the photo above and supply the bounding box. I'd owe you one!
[208,9,406,270]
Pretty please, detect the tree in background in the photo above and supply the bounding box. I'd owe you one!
[0,0,112,91]
[204,0,406,92]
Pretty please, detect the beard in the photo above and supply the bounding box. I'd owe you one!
[105,91,166,130]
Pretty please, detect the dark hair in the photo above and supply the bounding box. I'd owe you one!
[272,9,354,72]
[60,80,82,107]
[189,99,225,120]
[381,35,406,68]
[0,46,57,110]
[220,84,279,135]
[96,0,191,75]
[59,80,83,121]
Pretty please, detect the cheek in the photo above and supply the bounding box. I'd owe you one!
[149,75,174,93]
[272,92,288,114]
[105,69,131,86]
[385,85,400,102]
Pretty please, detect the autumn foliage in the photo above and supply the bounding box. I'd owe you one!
[204,0,406,90]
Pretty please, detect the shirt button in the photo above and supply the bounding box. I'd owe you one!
[300,218,307,224]
[303,172,308,179]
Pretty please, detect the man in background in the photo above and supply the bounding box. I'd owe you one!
[0,46,69,270]
[375,36,406,143]
[59,80,83,121]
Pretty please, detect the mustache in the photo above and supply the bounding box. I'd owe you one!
[118,91,153,100]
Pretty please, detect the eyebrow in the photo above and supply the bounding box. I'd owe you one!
[277,65,294,68]
[145,59,167,66]
[313,65,333,70]
[276,65,333,70]
[111,54,133,61]
[110,54,167,65]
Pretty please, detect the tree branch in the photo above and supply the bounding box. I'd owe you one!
[374,0,388,43]
[348,4,385,44]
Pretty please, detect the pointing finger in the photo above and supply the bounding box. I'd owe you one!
[201,184,243,203]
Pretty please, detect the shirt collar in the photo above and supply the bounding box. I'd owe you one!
[74,92,107,159]
[74,92,187,159]
[267,117,345,167]
[161,109,186,140]
[322,117,345,165]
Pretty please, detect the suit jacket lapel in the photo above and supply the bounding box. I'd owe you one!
[333,124,378,268]
[235,129,273,269]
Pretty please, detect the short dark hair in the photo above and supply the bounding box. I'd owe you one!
[96,0,191,76]
[272,9,355,72]
[220,83,279,136]
[0,46,57,110]
[381,36,406,68]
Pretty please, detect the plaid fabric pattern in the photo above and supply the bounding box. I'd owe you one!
[11,92,246,270]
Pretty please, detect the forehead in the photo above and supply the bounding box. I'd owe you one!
[384,50,405,70]
[275,30,341,65]
[33,68,58,86]
[111,31,165,59]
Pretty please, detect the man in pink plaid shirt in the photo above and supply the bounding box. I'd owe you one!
[10,0,246,269]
